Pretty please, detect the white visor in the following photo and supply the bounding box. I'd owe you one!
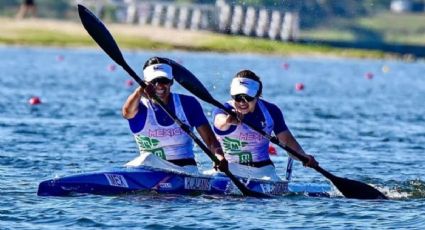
[230,77,260,97]
[143,63,173,82]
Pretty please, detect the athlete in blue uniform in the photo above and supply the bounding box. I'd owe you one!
[213,70,318,180]
[123,57,227,173]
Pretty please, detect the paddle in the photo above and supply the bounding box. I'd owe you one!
[163,58,388,200]
[77,4,267,198]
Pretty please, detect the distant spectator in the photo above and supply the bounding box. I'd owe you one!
[16,0,37,19]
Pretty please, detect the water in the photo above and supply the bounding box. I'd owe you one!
[0,46,424,229]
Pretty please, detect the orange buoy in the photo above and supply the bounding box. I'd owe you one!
[28,96,41,105]
[268,145,277,155]
[282,62,290,70]
[295,83,305,91]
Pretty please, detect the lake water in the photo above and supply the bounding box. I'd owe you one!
[0,46,424,229]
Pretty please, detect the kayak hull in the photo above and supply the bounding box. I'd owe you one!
[37,166,331,197]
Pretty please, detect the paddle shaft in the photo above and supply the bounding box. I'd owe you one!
[167,60,387,199]
[77,4,266,198]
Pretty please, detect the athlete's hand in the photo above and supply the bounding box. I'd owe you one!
[225,114,240,125]
[225,110,243,125]
[214,154,229,172]
[303,154,319,168]
[142,83,156,99]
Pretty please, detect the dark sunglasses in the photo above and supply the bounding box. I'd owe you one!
[150,77,172,85]
[232,94,256,102]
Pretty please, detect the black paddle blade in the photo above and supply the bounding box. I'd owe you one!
[78,4,126,66]
[333,176,388,199]
[315,166,387,199]
[78,4,143,86]
[159,57,222,107]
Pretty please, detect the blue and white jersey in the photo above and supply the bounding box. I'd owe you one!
[213,99,288,164]
[128,93,208,160]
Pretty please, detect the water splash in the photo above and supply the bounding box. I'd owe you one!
[374,179,425,199]
[395,179,425,199]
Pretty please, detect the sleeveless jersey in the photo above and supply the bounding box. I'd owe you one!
[133,93,194,160]
[216,100,274,164]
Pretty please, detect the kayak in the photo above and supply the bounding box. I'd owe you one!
[37,166,332,197]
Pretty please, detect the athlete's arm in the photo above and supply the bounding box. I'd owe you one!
[182,95,227,170]
[122,87,143,119]
[197,124,223,156]
[196,124,227,170]
[276,130,318,168]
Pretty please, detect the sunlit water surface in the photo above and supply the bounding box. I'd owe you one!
[0,46,424,229]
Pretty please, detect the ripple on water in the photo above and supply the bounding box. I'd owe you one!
[0,155,50,169]
[1,47,425,229]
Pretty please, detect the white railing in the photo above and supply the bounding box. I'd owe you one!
[74,0,299,41]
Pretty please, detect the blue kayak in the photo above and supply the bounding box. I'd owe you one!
[37,166,332,197]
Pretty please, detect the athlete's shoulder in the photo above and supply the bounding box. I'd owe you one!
[213,101,234,116]
[176,93,198,103]
[176,93,208,127]
[223,101,234,109]
[259,99,280,111]
[177,93,203,111]
[259,99,285,122]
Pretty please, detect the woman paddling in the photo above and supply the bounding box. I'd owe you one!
[213,70,318,180]
[122,57,227,174]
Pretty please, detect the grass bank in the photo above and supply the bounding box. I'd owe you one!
[301,12,425,46]
[0,17,393,59]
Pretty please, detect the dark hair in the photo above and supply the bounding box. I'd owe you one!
[143,56,169,69]
[234,70,263,97]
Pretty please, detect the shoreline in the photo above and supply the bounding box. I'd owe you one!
[0,43,400,62]
[0,17,419,61]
